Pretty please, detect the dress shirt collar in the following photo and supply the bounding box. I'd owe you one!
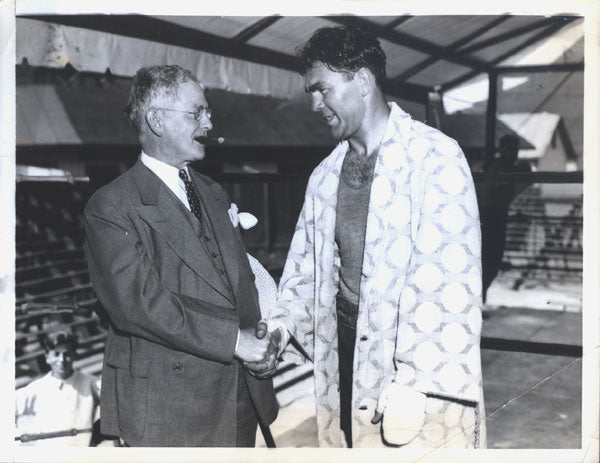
[140,151,190,209]
[141,151,189,187]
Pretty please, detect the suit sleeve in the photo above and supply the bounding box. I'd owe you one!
[83,192,239,364]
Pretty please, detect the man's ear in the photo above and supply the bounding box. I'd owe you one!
[145,109,163,136]
[356,68,374,97]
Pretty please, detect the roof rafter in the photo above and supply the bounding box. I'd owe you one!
[440,19,578,92]
[232,16,282,43]
[495,62,584,73]
[459,16,578,54]
[384,16,413,29]
[392,15,512,84]
[21,14,433,104]
[324,15,491,72]
[22,14,300,71]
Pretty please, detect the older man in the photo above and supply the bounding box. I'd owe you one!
[267,26,486,448]
[84,65,277,446]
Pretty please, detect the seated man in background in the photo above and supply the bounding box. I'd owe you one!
[15,328,100,446]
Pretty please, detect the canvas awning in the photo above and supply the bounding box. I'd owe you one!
[16,14,584,105]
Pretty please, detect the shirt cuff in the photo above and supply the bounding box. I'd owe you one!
[235,329,240,352]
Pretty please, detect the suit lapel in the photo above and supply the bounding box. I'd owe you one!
[132,161,234,305]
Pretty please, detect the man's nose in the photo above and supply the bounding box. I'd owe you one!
[200,114,213,131]
[311,94,323,113]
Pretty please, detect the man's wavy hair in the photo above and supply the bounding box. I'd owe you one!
[125,65,199,134]
[297,26,387,88]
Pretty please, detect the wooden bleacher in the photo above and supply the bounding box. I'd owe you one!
[502,185,583,287]
[15,181,106,388]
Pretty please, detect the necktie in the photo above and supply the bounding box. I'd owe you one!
[179,169,203,223]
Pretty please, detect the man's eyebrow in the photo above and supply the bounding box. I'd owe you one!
[306,82,324,93]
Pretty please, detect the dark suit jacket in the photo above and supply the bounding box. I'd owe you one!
[83,160,278,446]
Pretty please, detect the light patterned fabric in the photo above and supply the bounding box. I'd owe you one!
[270,102,486,448]
[247,253,278,317]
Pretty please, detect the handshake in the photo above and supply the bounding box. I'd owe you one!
[233,321,283,378]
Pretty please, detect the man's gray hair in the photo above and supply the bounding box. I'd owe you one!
[125,65,199,133]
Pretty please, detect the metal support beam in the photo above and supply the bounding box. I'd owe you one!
[473,170,583,184]
[384,16,413,29]
[232,16,282,43]
[495,63,584,74]
[22,15,300,73]
[22,14,432,104]
[441,19,577,92]
[459,17,561,54]
[485,71,498,160]
[392,15,511,84]
[324,15,491,72]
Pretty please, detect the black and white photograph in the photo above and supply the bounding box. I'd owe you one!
[1,1,598,462]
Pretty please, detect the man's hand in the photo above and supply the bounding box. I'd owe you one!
[234,327,271,363]
[244,323,282,378]
[255,320,269,340]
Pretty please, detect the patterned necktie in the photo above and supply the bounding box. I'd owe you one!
[179,169,203,223]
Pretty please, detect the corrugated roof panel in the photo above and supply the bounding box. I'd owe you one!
[406,60,472,87]
[470,28,555,63]
[17,85,81,145]
[397,15,506,47]
[247,17,334,56]
[490,22,584,66]
[155,15,258,39]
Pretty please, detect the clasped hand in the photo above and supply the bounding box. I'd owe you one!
[233,322,281,378]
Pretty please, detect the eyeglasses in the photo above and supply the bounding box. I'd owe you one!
[154,106,212,120]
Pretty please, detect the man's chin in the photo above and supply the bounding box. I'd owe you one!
[329,127,343,140]
[192,146,207,161]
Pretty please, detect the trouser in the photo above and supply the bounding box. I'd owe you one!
[336,295,359,448]
[123,363,258,447]
[236,361,259,447]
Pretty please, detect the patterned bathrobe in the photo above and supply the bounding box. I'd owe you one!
[270,103,486,448]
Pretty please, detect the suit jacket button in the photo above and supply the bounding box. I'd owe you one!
[212,252,218,258]
[173,362,183,372]
[219,269,225,275]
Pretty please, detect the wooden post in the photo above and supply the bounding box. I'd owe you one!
[485,71,498,162]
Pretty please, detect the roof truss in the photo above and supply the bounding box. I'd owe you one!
[21,14,582,101]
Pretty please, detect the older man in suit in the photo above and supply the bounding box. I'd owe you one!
[83,65,278,447]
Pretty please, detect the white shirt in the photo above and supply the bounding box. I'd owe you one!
[139,152,241,350]
[141,151,191,211]
[15,370,99,447]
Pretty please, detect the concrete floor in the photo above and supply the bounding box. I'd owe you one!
[258,307,582,448]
